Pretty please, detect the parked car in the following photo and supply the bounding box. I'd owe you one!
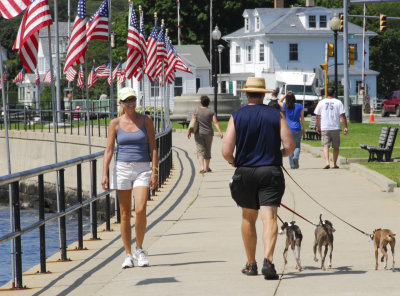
[381,90,400,117]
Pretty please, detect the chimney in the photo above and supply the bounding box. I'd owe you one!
[274,0,284,8]
[306,0,315,7]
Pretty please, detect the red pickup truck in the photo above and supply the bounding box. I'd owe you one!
[381,90,400,117]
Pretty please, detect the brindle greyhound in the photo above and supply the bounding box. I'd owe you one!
[280,221,303,271]
[371,228,396,271]
[313,214,335,270]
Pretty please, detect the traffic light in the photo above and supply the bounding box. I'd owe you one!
[327,43,334,57]
[348,45,355,66]
[380,14,387,32]
[320,62,328,72]
[339,13,344,32]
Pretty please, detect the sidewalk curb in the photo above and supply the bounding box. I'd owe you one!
[349,163,397,192]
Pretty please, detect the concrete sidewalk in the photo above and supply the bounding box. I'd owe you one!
[3,131,400,295]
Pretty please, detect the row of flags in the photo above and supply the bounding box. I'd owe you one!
[2,0,192,90]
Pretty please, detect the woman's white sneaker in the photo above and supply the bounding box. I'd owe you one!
[121,254,134,269]
[133,248,149,267]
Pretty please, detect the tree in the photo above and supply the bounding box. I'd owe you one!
[370,30,400,98]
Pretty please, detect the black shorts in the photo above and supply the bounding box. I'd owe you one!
[229,166,285,210]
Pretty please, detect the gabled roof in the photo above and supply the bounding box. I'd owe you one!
[224,7,376,39]
[174,45,210,69]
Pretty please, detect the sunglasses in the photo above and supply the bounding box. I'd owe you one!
[122,97,137,103]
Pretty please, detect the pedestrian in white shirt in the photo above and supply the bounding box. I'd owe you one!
[314,87,348,169]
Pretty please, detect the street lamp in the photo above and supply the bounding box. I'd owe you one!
[217,44,224,93]
[330,13,340,94]
[212,25,221,116]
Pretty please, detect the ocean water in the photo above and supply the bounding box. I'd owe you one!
[0,205,90,287]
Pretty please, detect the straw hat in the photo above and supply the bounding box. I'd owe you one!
[237,77,272,93]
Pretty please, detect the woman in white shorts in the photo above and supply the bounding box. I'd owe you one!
[102,87,158,269]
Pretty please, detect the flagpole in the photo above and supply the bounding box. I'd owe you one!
[154,13,158,132]
[108,0,114,119]
[139,5,145,115]
[67,0,71,93]
[54,0,62,123]
[85,58,94,238]
[0,38,16,289]
[210,0,213,86]
[47,25,64,259]
[177,0,181,46]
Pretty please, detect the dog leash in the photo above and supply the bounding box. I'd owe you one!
[281,166,372,238]
[280,203,317,226]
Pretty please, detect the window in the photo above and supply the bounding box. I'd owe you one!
[151,81,160,97]
[247,45,252,62]
[235,46,241,63]
[255,16,260,30]
[259,44,264,62]
[289,43,298,61]
[196,78,200,93]
[245,18,249,31]
[320,15,327,28]
[174,77,183,97]
[349,43,358,61]
[308,15,316,28]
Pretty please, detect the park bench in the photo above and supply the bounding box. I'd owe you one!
[177,112,193,129]
[360,126,390,152]
[361,127,398,162]
[304,115,321,140]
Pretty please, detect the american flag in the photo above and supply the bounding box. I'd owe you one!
[117,69,126,85]
[87,63,98,89]
[108,60,122,85]
[0,70,6,90]
[86,0,109,43]
[165,39,177,84]
[13,0,53,73]
[65,66,77,82]
[77,65,84,89]
[35,67,40,87]
[13,68,25,84]
[43,69,53,83]
[133,8,146,82]
[139,9,146,65]
[173,45,192,74]
[144,19,158,82]
[63,0,87,73]
[125,4,145,80]
[96,62,111,78]
[155,25,168,80]
[0,0,31,19]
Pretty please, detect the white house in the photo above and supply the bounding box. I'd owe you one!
[222,5,378,102]
[125,44,210,111]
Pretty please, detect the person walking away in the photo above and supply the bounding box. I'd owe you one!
[101,87,158,268]
[222,77,294,280]
[188,95,223,173]
[267,89,281,110]
[278,91,306,169]
[314,87,348,169]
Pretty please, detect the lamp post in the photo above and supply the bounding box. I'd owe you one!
[212,25,221,116]
[330,13,340,94]
[217,44,224,93]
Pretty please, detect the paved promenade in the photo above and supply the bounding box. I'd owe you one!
[2,131,400,295]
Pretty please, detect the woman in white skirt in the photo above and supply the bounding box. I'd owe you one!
[102,87,158,268]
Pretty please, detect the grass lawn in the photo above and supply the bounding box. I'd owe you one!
[360,162,400,187]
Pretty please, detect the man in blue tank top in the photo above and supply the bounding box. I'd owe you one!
[222,77,294,280]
